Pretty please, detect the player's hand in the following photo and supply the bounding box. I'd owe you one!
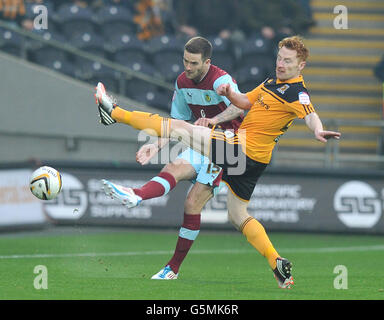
[315,130,341,143]
[136,143,159,165]
[216,83,232,97]
[194,117,217,127]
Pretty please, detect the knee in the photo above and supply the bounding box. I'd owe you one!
[161,163,178,177]
[184,192,200,213]
[161,162,192,182]
[228,213,241,230]
[185,190,213,213]
[227,208,250,231]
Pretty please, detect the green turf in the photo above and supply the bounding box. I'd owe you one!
[0,227,383,300]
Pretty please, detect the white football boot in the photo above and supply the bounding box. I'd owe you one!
[101,179,142,208]
[151,265,178,280]
[94,82,116,125]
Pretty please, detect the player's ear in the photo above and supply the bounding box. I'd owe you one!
[298,60,306,72]
[205,58,211,66]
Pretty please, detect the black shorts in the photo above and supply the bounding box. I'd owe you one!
[210,129,267,201]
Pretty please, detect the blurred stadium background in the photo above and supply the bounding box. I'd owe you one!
[0,0,384,300]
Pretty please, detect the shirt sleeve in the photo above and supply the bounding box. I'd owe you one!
[213,74,240,106]
[245,84,262,105]
[286,90,316,119]
[170,81,192,120]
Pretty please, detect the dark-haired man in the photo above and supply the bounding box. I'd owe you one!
[101,36,244,280]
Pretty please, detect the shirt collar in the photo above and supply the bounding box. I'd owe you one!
[276,75,303,84]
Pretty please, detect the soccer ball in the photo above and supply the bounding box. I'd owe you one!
[29,166,62,200]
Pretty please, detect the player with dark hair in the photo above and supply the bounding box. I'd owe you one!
[96,35,341,288]
[101,36,244,280]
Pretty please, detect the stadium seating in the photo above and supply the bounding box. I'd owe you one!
[4,3,291,116]
[123,60,157,77]
[125,77,160,104]
[122,57,174,109]
[122,61,159,98]
[123,59,172,110]
[235,62,268,92]
[0,27,24,57]
[30,44,68,65]
[108,32,145,53]
[133,88,171,111]
[82,61,120,93]
[53,3,96,39]
[125,61,157,86]
[152,89,173,111]
[153,55,183,82]
[24,0,55,20]
[109,33,148,66]
[68,31,106,64]
[95,5,136,39]
[39,58,76,78]
[208,36,235,74]
[238,33,273,68]
[144,35,183,81]
[28,29,68,65]
[114,50,148,67]
[6,2,284,112]
[146,34,184,55]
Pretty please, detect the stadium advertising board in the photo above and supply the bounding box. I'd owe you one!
[41,167,384,234]
[0,169,45,227]
[42,169,190,227]
[203,173,384,233]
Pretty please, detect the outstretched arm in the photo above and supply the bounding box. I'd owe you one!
[136,137,169,165]
[194,104,244,127]
[304,112,341,142]
[216,83,252,110]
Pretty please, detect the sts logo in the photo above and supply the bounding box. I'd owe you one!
[333,181,382,228]
[44,173,88,220]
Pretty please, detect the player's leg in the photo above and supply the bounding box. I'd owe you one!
[151,149,221,279]
[96,82,212,157]
[102,144,207,206]
[102,158,196,207]
[168,182,213,271]
[114,108,212,157]
[151,182,213,280]
[226,190,280,267]
[226,190,293,289]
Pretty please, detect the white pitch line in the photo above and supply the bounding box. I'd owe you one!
[0,245,384,260]
[278,244,384,253]
[0,249,244,260]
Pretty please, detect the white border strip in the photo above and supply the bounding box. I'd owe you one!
[0,245,384,259]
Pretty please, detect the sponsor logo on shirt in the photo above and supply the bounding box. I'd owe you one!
[298,91,311,105]
[277,84,290,94]
[258,93,270,110]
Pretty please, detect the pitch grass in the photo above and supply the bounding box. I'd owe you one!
[0,227,383,300]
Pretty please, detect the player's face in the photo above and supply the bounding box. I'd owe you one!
[275,46,306,81]
[183,50,210,81]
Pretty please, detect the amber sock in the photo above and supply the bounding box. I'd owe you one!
[241,218,280,269]
[111,108,170,137]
